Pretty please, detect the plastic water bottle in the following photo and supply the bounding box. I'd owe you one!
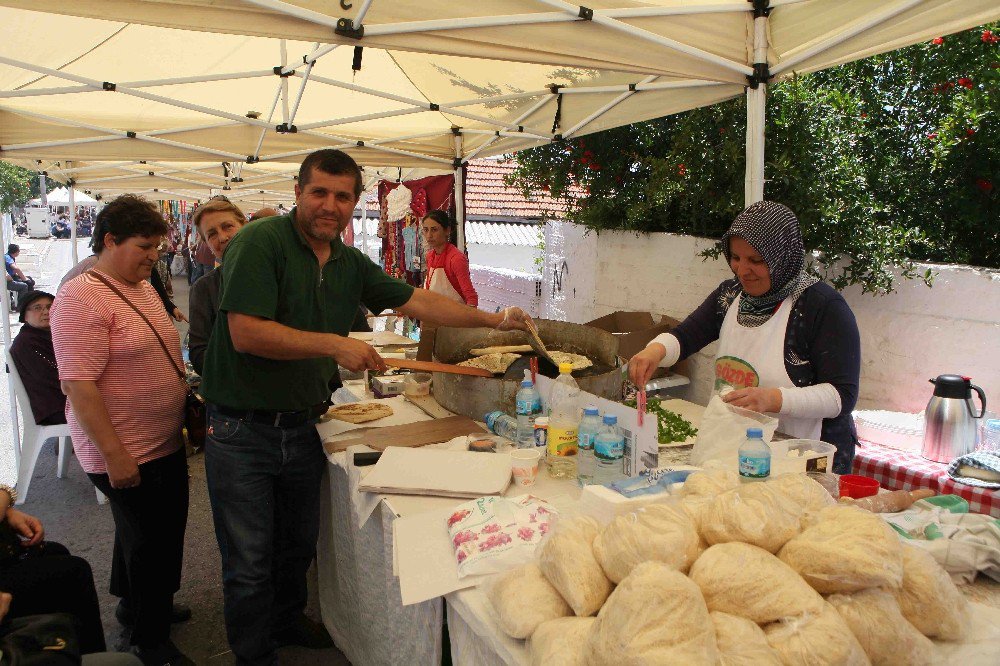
[547,363,580,479]
[485,411,519,443]
[593,415,625,485]
[515,371,542,448]
[738,427,771,482]
[576,406,601,487]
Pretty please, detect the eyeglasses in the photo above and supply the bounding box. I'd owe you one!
[26,303,52,313]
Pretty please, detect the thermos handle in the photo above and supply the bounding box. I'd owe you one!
[969,384,987,419]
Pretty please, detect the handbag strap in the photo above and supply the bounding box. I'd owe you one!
[86,270,186,381]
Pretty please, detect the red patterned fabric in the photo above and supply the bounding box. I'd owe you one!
[853,440,1000,517]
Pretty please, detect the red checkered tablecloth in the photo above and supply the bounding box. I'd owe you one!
[853,440,1000,518]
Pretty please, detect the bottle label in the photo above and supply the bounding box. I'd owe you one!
[595,437,624,461]
[516,398,534,416]
[739,454,771,479]
[578,432,596,451]
[548,427,578,456]
[533,426,548,449]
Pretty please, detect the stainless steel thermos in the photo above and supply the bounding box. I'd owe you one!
[921,374,987,463]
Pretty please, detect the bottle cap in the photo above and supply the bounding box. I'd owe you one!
[746,427,763,438]
[534,417,549,427]
[523,369,533,384]
[603,414,618,425]
[584,405,599,416]
[521,380,533,388]
[558,362,573,374]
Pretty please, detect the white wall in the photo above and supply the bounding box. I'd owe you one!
[467,244,540,274]
[541,221,1000,413]
[470,264,541,317]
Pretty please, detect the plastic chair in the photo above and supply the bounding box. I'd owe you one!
[4,349,106,505]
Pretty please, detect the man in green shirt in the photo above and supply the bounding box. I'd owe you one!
[200,149,532,666]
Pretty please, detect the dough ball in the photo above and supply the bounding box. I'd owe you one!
[711,611,782,666]
[678,496,712,555]
[764,603,870,666]
[680,469,741,498]
[487,563,572,639]
[529,617,595,666]
[778,505,903,594]
[766,473,836,514]
[537,516,613,617]
[828,589,936,665]
[702,482,802,553]
[588,562,717,666]
[593,501,701,583]
[895,544,971,641]
[689,542,824,624]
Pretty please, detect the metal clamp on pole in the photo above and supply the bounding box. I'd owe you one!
[335,18,364,39]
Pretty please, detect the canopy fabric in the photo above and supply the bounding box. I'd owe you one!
[45,187,99,204]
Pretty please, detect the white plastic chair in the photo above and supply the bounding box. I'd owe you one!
[5,349,106,504]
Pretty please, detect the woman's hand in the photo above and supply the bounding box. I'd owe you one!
[106,450,141,489]
[722,387,783,414]
[6,508,44,546]
[171,307,189,323]
[628,344,666,388]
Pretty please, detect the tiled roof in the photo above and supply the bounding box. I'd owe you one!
[465,221,541,246]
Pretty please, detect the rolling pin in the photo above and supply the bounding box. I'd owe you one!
[847,488,936,513]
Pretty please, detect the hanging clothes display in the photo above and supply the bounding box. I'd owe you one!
[377,174,456,288]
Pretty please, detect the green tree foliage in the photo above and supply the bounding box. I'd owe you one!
[0,162,36,214]
[509,24,998,294]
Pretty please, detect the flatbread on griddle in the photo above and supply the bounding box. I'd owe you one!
[469,345,534,356]
[326,402,394,424]
[549,351,593,371]
[458,352,521,375]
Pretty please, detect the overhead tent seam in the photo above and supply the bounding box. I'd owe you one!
[2,122,247,153]
[0,71,276,99]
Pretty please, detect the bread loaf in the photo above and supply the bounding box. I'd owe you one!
[487,563,572,639]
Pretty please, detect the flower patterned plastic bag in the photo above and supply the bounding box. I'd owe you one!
[447,495,557,578]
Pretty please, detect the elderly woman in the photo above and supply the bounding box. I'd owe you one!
[51,194,192,666]
[9,291,65,425]
[628,201,861,473]
[188,197,247,375]
[420,210,478,306]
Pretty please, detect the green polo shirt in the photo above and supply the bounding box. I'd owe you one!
[199,210,414,411]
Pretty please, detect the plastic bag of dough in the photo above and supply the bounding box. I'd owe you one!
[678,469,741,498]
[486,563,572,639]
[778,505,903,593]
[678,496,711,555]
[588,562,718,666]
[592,500,700,583]
[537,515,613,617]
[766,473,836,514]
[529,617,595,666]
[711,611,782,666]
[701,482,802,553]
[689,542,824,624]
[764,602,870,666]
[895,543,971,641]
[827,589,937,665]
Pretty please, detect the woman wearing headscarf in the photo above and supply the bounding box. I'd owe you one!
[628,201,861,473]
[421,210,478,306]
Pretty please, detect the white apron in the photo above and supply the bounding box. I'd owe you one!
[714,294,822,440]
[425,266,465,304]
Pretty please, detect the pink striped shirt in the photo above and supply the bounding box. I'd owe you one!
[51,270,185,474]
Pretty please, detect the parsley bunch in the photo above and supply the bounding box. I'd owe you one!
[624,396,698,445]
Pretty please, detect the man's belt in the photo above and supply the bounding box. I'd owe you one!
[211,401,330,428]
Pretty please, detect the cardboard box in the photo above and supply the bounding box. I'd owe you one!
[585,311,689,377]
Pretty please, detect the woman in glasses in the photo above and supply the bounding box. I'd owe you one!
[8,290,66,426]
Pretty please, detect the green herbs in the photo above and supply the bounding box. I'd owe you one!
[624,396,698,445]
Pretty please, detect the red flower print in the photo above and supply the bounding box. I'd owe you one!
[536,506,550,515]
[478,533,512,552]
[539,522,551,536]
[452,530,477,547]
[447,509,471,528]
[517,527,535,541]
[481,523,501,534]
[456,550,467,564]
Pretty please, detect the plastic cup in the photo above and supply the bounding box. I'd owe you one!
[839,474,880,499]
[510,449,542,487]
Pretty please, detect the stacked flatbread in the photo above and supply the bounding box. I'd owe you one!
[458,352,521,375]
[325,402,394,424]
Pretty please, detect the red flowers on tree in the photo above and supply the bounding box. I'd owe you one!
[932,37,945,45]
[976,178,994,194]
[678,164,687,176]
[983,30,999,44]
[957,77,974,89]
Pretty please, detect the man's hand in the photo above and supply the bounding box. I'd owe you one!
[722,387,783,414]
[332,336,386,373]
[0,592,11,623]
[497,307,534,332]
[6,508,43,546]
[627,344,666,388]
[106,450,141,489]
[171,307,189,323]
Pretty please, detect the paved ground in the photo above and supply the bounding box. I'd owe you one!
[2,240,350,664]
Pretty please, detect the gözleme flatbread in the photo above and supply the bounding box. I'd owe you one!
[469,345,534,356]
[326,402,394,424]
[458,352,521,375]
[549,351,593,371]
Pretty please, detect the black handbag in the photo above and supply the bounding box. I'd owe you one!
[0,613,81,665]
[86,271,206,449]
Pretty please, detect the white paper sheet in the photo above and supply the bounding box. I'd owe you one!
[359,448,512,498]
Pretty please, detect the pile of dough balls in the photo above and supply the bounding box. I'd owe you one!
[486,472,971,665]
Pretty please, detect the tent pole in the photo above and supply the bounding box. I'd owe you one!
[2,202,21,476]
[361,194,369,259]
[69,183,79,265]
[453,133,466,254]
[745,14,769,206]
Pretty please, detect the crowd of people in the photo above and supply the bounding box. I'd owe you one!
[4,149,528,666]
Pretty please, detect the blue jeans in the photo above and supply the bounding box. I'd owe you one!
[204,406,326,666]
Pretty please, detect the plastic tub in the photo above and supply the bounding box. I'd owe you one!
[403,373,432,397]
[839,474,880,499]
[770,439,837,475]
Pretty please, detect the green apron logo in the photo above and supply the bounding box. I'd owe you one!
[715,356,759,391]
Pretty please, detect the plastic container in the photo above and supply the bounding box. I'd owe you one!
[547,363,580,479]
[738,427,771,482]
[770,439,837,475]
[576,406,601,487]
[485,411,519,443]
[511,448,542,487]
[515,371,543,449]
[403,373,432,397]
[839,474,880,499]
[533,417,549,451]
[979,418,1000,454]
[467,435,503,453]
[594,415,625,485]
